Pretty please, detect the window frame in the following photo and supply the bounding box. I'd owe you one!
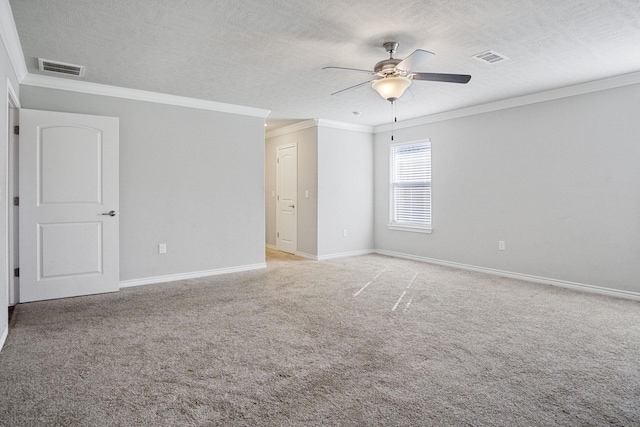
[388,139,433,234]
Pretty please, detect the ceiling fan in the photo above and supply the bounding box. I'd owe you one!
[324,42,471,102]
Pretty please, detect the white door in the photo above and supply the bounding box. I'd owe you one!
[276,143,297,254]
[19,109,119,302]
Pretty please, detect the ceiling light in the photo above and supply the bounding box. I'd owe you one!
[372,77,412,102]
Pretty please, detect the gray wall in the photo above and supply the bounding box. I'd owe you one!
[21,86,266,282]
[317,126,374,257]
[374,84,640,293]
[265,126,318,256]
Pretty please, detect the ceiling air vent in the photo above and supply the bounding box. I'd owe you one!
[472,50,508,64]
[38,58,85,77]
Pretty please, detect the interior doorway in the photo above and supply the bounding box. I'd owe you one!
[275,143,297,254]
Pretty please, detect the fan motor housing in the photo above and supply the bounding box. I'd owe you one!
[374,58,401,75]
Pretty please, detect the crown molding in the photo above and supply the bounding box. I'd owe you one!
[266,119,317,138]
[20,73,271,118]
[0,0,28,82]
[266,118,373,138]
[375,70,640,133]
[316,118,373,134]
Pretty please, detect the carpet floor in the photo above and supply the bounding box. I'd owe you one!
[0,249,638,426]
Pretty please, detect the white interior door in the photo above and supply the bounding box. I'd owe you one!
[19,109,119,302]
[276,143,297,254]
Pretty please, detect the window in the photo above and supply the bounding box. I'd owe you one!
[389,141,432,233]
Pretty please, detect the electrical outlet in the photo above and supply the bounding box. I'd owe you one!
[343,229,348,238]
[498,240,506,251]
[159,243,167,254]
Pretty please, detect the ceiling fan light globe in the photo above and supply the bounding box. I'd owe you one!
[372,77,412,102]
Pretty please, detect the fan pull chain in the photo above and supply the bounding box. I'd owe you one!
[391,100,397,141]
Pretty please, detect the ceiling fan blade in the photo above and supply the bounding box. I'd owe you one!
[411,72,471,84]
[396,49,435,72]
[330,80,376,96]
[323,66,375,75]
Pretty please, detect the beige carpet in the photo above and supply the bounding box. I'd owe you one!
[1,249,638,426]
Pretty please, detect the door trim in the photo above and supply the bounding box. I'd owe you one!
[1,78,20,351]
[7,78,19,306]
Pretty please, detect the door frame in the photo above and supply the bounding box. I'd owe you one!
[6,79,19,306]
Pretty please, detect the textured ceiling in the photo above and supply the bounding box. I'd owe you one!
[9,0,640,129]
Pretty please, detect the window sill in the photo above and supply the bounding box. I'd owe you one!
[388,224,433,234]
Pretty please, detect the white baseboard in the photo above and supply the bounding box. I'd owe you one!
[295,251,318,260]
[268,246,374,261]
[375,250,640,301]
[0,324,8,352]
[295,249,375,261]
[317,249,376,261]
[265,244,277,250]
[119,263,267,289]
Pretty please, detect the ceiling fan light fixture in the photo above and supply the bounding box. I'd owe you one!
[372,76,412,102]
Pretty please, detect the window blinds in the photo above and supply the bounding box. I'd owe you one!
[390,142,431,226]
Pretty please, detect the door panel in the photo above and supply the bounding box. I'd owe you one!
[40,222,102,278]
[19,109,119,302]
[276,144,297,254]
[40,126,102,204]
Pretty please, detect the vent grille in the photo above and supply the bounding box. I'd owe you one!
[38,58,85,77]
[473,50,508,64]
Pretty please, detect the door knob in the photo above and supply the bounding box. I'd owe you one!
[288,204,295,208]
[102,210,117,217]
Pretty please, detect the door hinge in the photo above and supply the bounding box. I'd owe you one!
[13,125,19,135]
[277,232,279,238]
[277,158,279,164]
[14,268,19,278]
[13,197,19,206]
